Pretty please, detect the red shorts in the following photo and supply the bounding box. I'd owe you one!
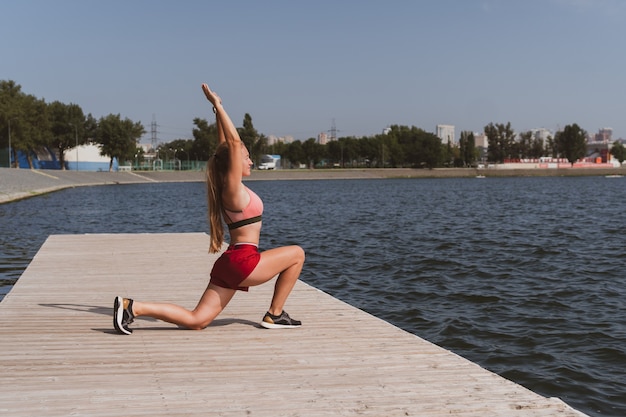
[210,244,260,292]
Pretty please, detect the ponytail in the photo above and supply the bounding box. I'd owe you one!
[206,143,230,253]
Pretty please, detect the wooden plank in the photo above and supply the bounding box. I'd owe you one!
[0,233,587,416]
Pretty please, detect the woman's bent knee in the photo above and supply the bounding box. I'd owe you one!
[187,322,209,330]
[187,316,214,330]
[188,307,221,330]
[292,245,305,262]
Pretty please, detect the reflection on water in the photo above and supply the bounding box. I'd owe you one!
[1,177,625,416]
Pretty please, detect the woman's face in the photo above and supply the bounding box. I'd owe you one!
[240,145,253,176]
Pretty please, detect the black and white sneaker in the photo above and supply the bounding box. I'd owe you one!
[113,296,135,335]
[260,310,301,329]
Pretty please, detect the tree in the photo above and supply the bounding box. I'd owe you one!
[0,81,49,168]
[610,141,626,164]
[485,122,516,163]
[238,113,263,163]
[545,135,558,158]
[530,133,546,159]
[555,124,587,166]
[0,81,23,166]
[359,136,382,167]
[191,117,219,161]
[516,131,533,160]
[95,114,145,171]
[285,140,305,167]
[419,132,443,169]
[301,138,325,168]
[271,141,289,166]
[19,94,50,169]
[459,131,477,167]
[1,80,99,169]
[158,138,194,169]
[390,125,413,166]
[326,140,343,166]
[382,135,403,168]
[442,141,455,167]
[48,101,86,170]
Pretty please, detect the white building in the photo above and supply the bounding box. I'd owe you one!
[531,128,552,146]
[474,132,488,148]
[267,135,294,145]
[436,124,455,144]
[318,132,329,145]
[64,143,119,171]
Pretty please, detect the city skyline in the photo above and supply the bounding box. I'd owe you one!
[2,1,625,145]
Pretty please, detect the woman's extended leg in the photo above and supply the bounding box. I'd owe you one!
[241,245,305,315]
[132,284,236,330]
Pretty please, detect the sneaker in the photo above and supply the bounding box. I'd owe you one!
[260,310,301,329]
[113,296,135,335]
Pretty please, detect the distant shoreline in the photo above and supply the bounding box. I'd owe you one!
[1,166,624,204]
[246,166,626,180]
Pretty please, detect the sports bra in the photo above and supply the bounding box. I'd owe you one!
[223,186,263,230]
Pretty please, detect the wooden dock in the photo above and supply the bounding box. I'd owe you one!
[0,233,587,416]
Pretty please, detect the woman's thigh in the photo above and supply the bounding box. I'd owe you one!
[241,245,304,287]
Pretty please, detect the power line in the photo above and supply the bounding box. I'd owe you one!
[151,114,158,150]
[327,118,340,141]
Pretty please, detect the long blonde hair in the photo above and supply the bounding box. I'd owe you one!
[206,142,231,253]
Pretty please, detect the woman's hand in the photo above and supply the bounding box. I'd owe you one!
[201,83,222,108]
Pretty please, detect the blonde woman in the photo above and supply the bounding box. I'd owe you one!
[114,83,304,334]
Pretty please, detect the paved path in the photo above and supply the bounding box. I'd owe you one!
[0,168,205,203]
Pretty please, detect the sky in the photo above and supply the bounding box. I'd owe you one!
[2,0,625,146]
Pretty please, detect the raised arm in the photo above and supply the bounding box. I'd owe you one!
[216,111,226,144]
[202,83,239,146]
[202,83,248,207]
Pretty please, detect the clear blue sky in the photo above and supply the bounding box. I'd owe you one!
[2,0,625,145]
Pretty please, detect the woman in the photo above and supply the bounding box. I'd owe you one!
[113,83,305,334]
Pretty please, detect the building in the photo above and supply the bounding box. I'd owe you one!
[318,132,329,145]
[473,132,488,148]
[531,128,552,146]
[593,128,613,144]
[267,135,295,145]
[436,125,455,145]
[64,143,119,171]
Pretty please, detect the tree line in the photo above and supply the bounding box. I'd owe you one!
[3,79,624,171]
[1,80,144,170]
[485,122,626,165]
[178,118,622,169]
[180,119,454,169]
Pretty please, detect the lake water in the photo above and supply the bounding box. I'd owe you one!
[1,176,625,416]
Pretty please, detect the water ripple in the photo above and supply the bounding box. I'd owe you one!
[2,177,625,417]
